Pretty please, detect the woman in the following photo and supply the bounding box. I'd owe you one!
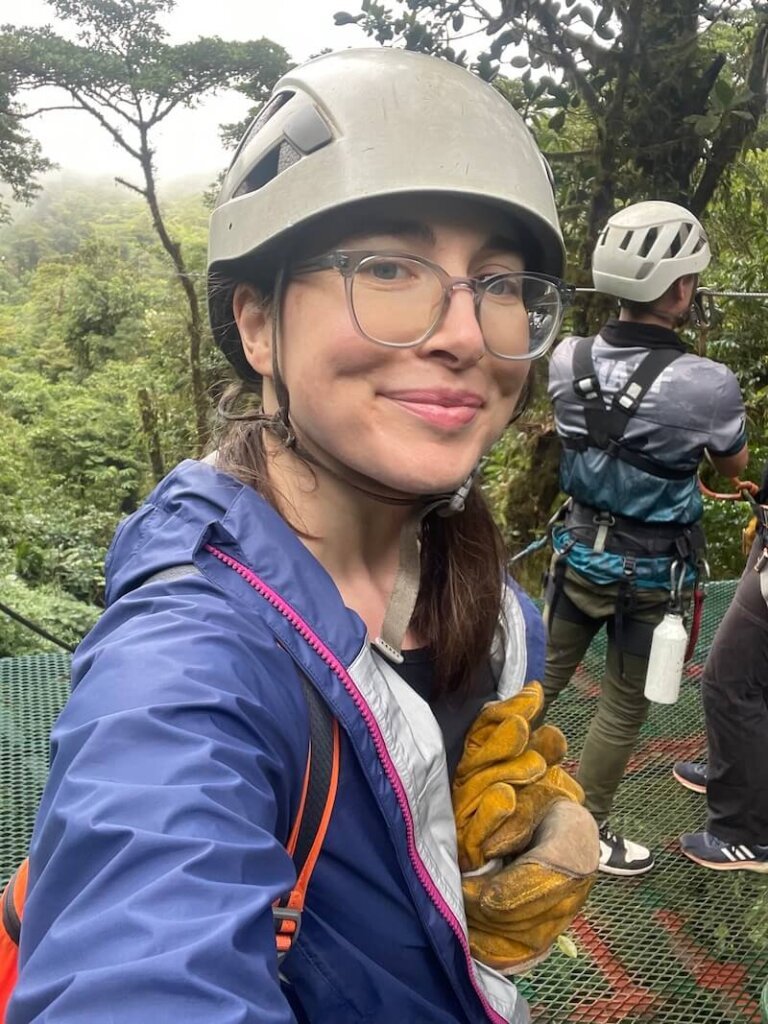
[9,49,578,1024]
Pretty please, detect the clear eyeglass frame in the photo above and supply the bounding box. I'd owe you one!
[290,249,573,361]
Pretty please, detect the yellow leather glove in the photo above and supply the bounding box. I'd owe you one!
[462,801,599,974]
[453,684,549,872]
[453,683,599,973]
[453,683,575,871]
[483,764,585,859]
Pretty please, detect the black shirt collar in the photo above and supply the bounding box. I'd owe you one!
[599,318,686,352]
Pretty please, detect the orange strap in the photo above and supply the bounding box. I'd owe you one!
[274,717,340,955]
[0,690,339,976]
[698,475,759,501]
[0,859,28,1022]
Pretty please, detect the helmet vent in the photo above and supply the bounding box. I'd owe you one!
[233,140,302,198]
[668,223,690,257]
[638,227,658,258]
[619,231,633,250]
[238,91,294,154]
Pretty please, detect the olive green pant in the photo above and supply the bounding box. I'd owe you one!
[541,568,670,823]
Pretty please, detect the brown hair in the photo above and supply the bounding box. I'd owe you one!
[214,379,513,698]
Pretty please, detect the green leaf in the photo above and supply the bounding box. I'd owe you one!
[556,934,579,958]
[713,75,734,108]
[334,11,362,25]
[549,109,567,132]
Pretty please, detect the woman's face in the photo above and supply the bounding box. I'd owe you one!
[235,197,534,496]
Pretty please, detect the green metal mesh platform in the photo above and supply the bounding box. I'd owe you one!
[0,584,766,1021]
[0,652,70,873]
[519,579,768,1023]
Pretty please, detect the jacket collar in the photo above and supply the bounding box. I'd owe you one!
[599,318,686,352]
[106,459,366,666]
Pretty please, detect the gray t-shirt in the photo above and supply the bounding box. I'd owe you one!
[548,320,746,523]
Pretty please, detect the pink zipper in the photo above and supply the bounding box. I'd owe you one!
[205,543,510,1024]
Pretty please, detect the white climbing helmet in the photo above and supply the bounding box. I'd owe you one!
[592,201,710,303]
[208,46,565,379]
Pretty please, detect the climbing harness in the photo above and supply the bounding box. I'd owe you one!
[560,335,690,480]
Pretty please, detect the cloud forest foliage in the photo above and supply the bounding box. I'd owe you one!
[2,0,289,451]
[0,175,222,654]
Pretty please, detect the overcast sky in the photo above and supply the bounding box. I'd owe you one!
[7,0,372,184]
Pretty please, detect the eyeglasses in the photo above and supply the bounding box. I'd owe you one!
[290,250,571,360]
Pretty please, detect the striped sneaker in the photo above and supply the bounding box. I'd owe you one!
[672,761,708,794]
[680,830,768,872]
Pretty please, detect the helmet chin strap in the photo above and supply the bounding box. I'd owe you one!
[264,266,476,662]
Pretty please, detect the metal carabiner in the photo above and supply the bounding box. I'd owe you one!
[668,559,686,613]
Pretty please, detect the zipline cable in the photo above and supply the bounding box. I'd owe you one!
[0,601,76,654]
[573,287,768,299]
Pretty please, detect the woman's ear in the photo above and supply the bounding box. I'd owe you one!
[233,283,273,379]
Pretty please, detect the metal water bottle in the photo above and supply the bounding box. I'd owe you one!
[643,612,688,704]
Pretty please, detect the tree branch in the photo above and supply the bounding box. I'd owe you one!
[68,88,142,161]
[15,104,84,118]
[114,175,146,197]
[531,1,603,119]
[691,13,768,214]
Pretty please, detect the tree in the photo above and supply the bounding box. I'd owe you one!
[3,0,289,450]
[0,38,51,221]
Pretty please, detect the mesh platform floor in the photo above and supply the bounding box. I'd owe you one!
[0,582,766,1022]
[519,579,768,1023]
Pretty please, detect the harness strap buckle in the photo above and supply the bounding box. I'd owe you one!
[274,905,303,960]
[574,374,599,400]
[591,510,615,553]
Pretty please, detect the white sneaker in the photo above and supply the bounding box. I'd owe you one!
[598,821,655,876]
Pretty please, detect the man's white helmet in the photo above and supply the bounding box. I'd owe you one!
[592,201,710,303]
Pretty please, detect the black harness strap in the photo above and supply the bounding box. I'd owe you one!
[273,667,338,961]
[568,337,686,480]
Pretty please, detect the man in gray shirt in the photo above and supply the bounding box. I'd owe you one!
[542,201,748,876]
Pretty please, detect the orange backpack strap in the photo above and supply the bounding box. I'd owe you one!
[273,669,339,961]
[1,860,27,948]
[0,858,29,1018]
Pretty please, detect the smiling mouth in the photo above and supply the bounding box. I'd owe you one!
[383,391,484,429]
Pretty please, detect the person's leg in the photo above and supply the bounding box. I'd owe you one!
[541,572,604,720]
[576,588,668,823]
[702,550,768,847]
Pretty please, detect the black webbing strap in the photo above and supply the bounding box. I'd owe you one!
[1,867,22,944]
[289,673,336,872]
[273,667,338,960]
[570,337,685,477]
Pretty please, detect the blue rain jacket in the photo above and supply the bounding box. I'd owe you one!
[9,460,545,1024]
